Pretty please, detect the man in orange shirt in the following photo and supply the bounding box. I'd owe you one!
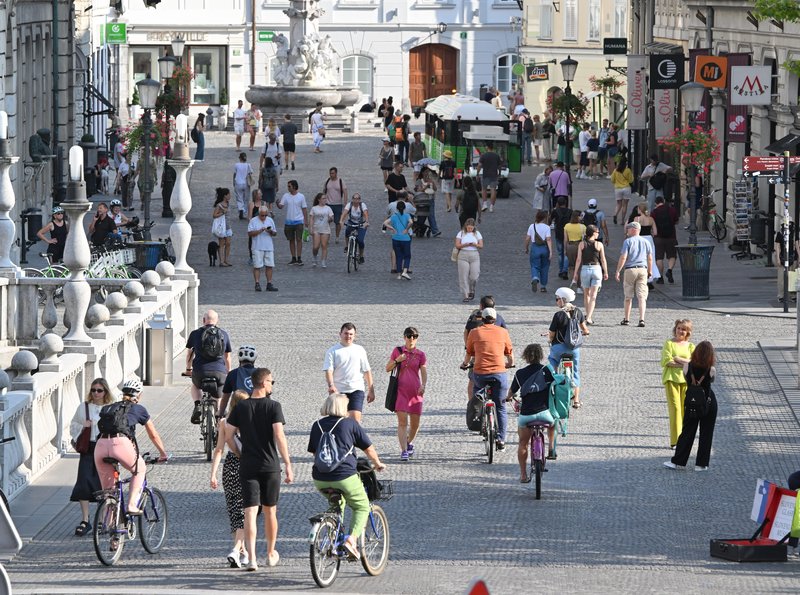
[462,307,514,450]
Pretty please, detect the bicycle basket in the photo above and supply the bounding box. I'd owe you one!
[357,457,392,501]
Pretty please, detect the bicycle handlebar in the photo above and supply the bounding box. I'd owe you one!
[0,436,15,445]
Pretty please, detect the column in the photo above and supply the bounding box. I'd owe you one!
[0,113,20,272]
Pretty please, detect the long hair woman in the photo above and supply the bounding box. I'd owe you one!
[213,187,233,266]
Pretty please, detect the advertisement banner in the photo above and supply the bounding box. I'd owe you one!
[526,65,549,82]
[627,55,648,130]
[695,56,728,88]
[730,65,771,105]
[654,89,675,138]
[689,49,711,129]
[650,54,685,89]
[727,54,752,142]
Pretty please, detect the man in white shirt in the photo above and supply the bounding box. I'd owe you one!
[640,153,673,212]
[233,100,246,150]
[276,179,308,266]
[323,322,375,422]
[577,123,592,179]
[247,206,278,292]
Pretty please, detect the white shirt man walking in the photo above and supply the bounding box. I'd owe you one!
[323,322,376,423]
[615,221,653,328]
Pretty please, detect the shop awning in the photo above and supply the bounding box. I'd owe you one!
[765,133,800,154]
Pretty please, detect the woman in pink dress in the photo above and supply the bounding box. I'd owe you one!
[385,327,427,462]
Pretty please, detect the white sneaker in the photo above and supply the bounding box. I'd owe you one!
[240,552,250,566]
[489,204,494,213]
[227,549,242,568]
[576,287,583,294]
[312,258,318,267]
[695,466,709,472]
[321,260,327,268]
[663,461,678,469]
[244,559,258,572]
[481,202,488,212]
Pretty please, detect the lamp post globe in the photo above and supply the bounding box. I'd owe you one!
[158,55,177,81]
[560,55,578,83]
[135,76,161,110]
[680,81,706,115]
[171,36,185,62]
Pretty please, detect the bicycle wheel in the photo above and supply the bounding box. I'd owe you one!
[0,489,9,513]
[353,249,359,271]
[486,408,496,464]
[360,505,390,576]
[534,460,544,500]
[126,266,143,279]
[139,488,168,554]
[711,216,727,242]
[309,517,340,588]
[93,498,125,566]
[346,239,354,274]
[204,407,215,462]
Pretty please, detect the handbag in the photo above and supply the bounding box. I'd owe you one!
[72,402,91,455]
[247,171,255,187]
[451,246,460,262]
[384,347,402,412]
[211,215,227,238]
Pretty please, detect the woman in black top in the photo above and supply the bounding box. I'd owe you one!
[508,344,555,483]
[456,176,481,228]
[37,206,68,263]
[665,341,717,471]
[572,225,608,325]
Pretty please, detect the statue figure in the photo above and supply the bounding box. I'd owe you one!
[274,33,290,63]
[277,0,330,87]
[28,128,54,163]
[316,35,337,86]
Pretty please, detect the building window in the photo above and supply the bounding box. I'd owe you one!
[539,0,552,40]
[131,48,159,84]
[342,55,373,98]
[564,0,577,41]
[588,0,600,41]
[496,53,521,95]
[614,0,628,38]
[191,47,227,105]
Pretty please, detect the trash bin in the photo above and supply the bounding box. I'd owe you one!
[134,241,164,270]
[145,313,173,386]
[750,215,767,246]
[676,245,715,300]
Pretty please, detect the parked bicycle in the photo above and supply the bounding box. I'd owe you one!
[308,460,391,588]
[23,253,69,304]
[199,376,220,462]
[92,452,168,566]
[702,188,726,242]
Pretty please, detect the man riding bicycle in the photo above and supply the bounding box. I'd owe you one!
[462,307,514,451]
[340,193,369,263]
[184,310,232,424]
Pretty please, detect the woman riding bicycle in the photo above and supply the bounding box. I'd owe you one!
[340,193,369,263]
[507,344,556,483]
[94,379,168,516]
[548,287,589,408]
[308,393,386,560]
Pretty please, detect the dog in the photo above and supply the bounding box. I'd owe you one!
[207,241,219,266]
[99,165,111,195]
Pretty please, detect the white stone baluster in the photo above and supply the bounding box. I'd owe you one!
[168,157,195,273]
[61,146,92,345]
[140,270,160,301]
[122,281,144,313]
[105,292,128,325]
[41,287,58,335]
[86,304,110,337]
[38,334,64,372]
[155,261,175,290]
[170,292,186,357]
[59,369,82,453]
[0,123,21,272]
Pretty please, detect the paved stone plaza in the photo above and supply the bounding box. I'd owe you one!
[7,128,800,593]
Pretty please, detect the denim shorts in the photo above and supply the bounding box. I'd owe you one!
[518,410,555,429]
[580,264,603,288]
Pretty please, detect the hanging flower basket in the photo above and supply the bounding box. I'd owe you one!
[589,75,625,95]
[657,125,721,175]
[546,91,590,124]
[120,112,174,159]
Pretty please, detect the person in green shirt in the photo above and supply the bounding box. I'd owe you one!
[660,319,695,448]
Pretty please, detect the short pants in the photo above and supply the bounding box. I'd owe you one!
[241,470,281,507]
[284,223,304,242]
[252,249,275,269]
[345,390,365,412]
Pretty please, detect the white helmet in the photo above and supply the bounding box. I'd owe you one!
[122,378,143,395]
[555,287,576,303]
[238,345,257,363]
[110,199,122,208]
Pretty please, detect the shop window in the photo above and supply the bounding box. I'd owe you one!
[496,53,521,96]
[132,49,158,83]
[342,55,373,98]
[191,47,227,105]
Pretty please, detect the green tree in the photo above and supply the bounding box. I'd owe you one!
[753,1,800,76]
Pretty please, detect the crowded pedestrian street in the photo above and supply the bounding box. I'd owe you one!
[5,128,800,593]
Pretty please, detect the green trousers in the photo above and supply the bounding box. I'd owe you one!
[314,473,370,538]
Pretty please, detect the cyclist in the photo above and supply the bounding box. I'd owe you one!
[308,393,386,560]
[109,199,131,227]
[507,344,556,482]
[220,345,257,417]
[184,310,232,424]
[94,379,168,516]
[340,193,369,264]
[547,287,589,408]
[462,296,507,399]
[462,307,513,451]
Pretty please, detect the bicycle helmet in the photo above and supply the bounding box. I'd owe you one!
[122,378,143,395]
[51,206,64,215]
[110,199,123,208]
[555,287,576,303]
[238,345,257,363]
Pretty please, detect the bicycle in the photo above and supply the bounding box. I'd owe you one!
[550,353,575,459]
[199,377,221,462]
[92,452,168,566]
[701,188,726,242]
[509,397,550,500]
[344,223,365,274]
[462,364,514,464]
[23,253,69,304]
[308,460,392,588]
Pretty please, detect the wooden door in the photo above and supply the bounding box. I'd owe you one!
[409,44,458,107]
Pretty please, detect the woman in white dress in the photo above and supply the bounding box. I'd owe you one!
[634,201,661,285]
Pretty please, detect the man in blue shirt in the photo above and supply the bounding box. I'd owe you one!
[615,222,653,328]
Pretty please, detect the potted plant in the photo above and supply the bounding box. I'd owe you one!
[217,87,229,130]
[657,125,721,175]
[130,86,141,121]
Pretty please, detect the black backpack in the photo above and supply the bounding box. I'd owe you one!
[190,127,199,143]
[97,401,133,439]
[523,117,534,133]
[466,395,483,431]
[684,372,710,419]
[199,326,225,360]
[518,365,553,396]
[562,309,585,350]
[650,171,667,190]
[582,210,598,227]
[440,159,455,180]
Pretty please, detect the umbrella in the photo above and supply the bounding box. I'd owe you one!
[415,157,440,168]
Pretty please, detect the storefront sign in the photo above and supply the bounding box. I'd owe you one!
[695,55,728,88]
[689,49,711,129]
[727,54,752,142]
[146,31,207,42]
[730,65,771,105]
[603,38,627,55]
[526,65,549,82]
[654,89,674,138]
[626,55,647,130]
[257,30,275,43]
[104,23,127,45]
[649,54,685,89]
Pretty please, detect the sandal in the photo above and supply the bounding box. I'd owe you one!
[181,369,192,377]
[620,319,630,326]
[342,538,360,560]
[572,400,582,409]
[75,520,91,536]
[520,475,532,484]
[127,507,143,516]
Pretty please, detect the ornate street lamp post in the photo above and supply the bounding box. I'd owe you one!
[134,76,161,239]
[680,81,706,245]
[560,55,578,203]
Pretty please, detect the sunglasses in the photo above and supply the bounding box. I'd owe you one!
[405,335,418,339]
[265,378,276,384]
[90,388,106,393]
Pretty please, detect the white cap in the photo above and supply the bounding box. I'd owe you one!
[481,307,497,320]
[588,198,597,207]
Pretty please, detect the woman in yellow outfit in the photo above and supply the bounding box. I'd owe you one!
[611,158,634,224]
[563,211,586,289]
[660,320,695,447]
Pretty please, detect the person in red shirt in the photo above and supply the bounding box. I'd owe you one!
[462,308,514,450]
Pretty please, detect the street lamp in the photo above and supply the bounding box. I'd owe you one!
[171,36,185,63]
[680,81,706,245]
[135,75,161,238]
[560,55,578,201]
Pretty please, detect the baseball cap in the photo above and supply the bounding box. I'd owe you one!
[481,307,497,320]
[588,199,597,208]
[626,221,641,230]
[383,137,391,142]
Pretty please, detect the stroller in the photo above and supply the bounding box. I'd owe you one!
[411,191,433,238]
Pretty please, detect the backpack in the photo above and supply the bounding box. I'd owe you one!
[548,371,572,420]
[684,372,709,419]
[650,170,667,190]
[554,207,573,230]
[440,159,455,180]
[562,309,585,350]
[518,364,553,396]
[199,325,225,360]
[466,395,483,431]
[582,210,598,227]
[261,166,277,190]
[97,400,133,439]
[523,117,534,133]
[313,417,354,473]
[387,122,396,141]
[190,127,199,143]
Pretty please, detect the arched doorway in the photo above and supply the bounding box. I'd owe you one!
[409,44,458,108]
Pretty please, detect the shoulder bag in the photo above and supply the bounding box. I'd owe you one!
[384,347,402,412]
[72,402,92,454]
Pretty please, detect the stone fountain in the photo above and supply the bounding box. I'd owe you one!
[245,0,360,121]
